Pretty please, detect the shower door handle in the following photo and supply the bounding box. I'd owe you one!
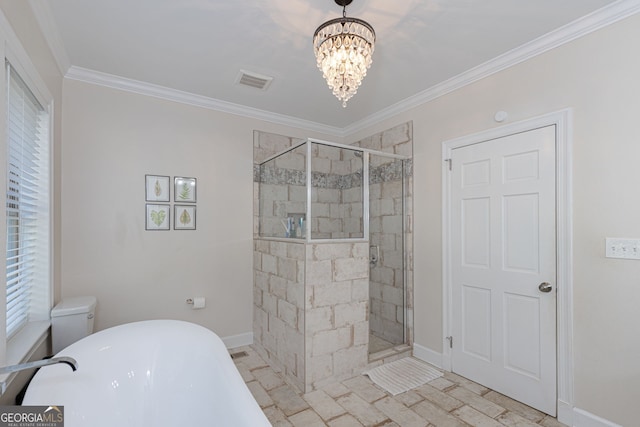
[369,245,379,267]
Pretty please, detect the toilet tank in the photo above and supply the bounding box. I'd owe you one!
[51,296,97,355]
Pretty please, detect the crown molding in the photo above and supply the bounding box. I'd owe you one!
[41,0,640,137]
[28,0,71,76]
[65,66,345,137]
[343,0,640,135]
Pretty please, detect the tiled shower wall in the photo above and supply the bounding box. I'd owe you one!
[252,239,369,393]
[253,239,306,391]
[304,242,369,390]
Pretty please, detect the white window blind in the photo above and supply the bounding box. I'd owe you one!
[5,61,50,339]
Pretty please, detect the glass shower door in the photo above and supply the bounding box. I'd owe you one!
[368,155,406,354]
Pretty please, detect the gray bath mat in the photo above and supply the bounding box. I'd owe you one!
[364,357,443,395]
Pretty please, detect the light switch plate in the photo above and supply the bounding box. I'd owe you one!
[605,238,640,260]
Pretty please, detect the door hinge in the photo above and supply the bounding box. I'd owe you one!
[446,336,453,349]
[444,158,452,171]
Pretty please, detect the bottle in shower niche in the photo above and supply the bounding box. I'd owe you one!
[298,217,305,238]
[285,216,295,238]
[289,217,297,238]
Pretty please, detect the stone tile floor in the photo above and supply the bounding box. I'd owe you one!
[231,345,567,427]
[369,334,395,354]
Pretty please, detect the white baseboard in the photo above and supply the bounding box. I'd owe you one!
[572,408,622,427]
[222,332,253,350]
[558,399,623,427]
[412,343,444,369]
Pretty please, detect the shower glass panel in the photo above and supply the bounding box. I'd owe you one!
[257,140,365,240]
[310,143,364,240]
[368,155,407,353]
[258,143,307,239]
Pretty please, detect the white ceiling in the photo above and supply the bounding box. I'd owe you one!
[38,0,621,130]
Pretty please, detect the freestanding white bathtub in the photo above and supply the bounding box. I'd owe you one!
[23,320,272,427]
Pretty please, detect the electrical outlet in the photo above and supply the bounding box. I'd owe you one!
[605,238,640,260]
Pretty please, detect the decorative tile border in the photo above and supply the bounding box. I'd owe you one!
[255,159,413,189]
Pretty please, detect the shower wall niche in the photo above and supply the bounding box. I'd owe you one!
[253,124,413,393]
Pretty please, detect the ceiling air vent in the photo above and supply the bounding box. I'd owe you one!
[236,70,273,91]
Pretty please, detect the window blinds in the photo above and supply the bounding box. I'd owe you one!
[5,62,50,339]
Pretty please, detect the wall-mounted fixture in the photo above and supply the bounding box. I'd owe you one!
[369,245,379,267]
[313,0,375,108]
[494,111,509,122]
[186,297,206,309]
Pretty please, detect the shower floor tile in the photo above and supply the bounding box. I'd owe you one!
[368,334,395,354]
[231,345,567,427]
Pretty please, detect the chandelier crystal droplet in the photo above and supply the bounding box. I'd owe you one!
[313,1,375,108]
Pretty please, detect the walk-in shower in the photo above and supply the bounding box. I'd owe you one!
[253,131,412,392]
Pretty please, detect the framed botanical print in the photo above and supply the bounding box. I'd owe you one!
[174,205,196,230]
[145,175,170,202]
[145,204,170,230]
[174,176,196,203]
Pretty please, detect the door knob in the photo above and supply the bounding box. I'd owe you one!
[538,282,553,293]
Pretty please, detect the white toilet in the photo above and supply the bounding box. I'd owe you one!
[50,296,97,355]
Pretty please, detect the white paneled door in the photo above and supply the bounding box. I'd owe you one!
[450,125,557,415]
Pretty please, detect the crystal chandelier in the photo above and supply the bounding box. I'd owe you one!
[313,0,375,108]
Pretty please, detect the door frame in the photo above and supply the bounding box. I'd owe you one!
[442,109,573,423]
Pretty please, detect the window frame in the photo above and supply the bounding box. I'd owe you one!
[0,10,55,394]
[6,61,51,338]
